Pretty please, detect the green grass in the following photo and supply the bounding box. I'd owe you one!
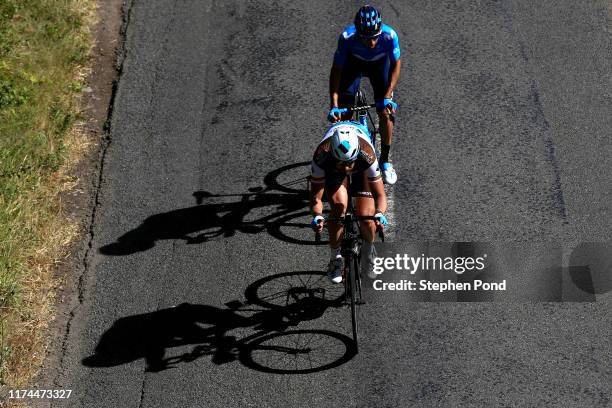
[0,0,93,387]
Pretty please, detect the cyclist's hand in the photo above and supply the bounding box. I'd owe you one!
[311,215,325,233]
[377,98,397,114]
[374,212,388,230]
[327,107,343,122]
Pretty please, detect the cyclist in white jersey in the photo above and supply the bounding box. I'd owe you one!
[310,122,388,283]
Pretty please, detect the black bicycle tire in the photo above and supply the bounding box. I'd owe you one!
[347,253,359,353]
[354,252,364,304]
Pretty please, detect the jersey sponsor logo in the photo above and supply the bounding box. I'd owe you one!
[317,140,331,154]
[359,141,376,164]
[360,150,375,164]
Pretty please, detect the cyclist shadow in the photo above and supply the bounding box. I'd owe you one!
[82,303,250,371]
[82,271,352,374]
[99,162,315,256]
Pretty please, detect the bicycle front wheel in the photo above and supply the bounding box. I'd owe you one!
[346,253,359,353]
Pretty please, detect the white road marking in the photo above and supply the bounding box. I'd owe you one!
[385,184,396,241]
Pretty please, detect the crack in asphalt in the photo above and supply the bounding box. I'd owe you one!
[498,0,568,222]
[51,0,136,400]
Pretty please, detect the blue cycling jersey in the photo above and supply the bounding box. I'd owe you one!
[333,24,400,65]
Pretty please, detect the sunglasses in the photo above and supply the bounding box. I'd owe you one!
[359,33,381,41]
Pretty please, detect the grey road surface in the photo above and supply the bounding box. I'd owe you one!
[49,1,612,407]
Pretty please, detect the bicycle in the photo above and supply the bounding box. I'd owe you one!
[307,91,387,353]
[314,181,384,354]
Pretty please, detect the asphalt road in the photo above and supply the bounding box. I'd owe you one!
[49,0,612,407]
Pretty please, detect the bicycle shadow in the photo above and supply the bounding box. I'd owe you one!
[82,271,354,374]
[99,162,316,256]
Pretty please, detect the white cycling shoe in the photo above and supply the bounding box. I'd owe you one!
[327,258,343,284]
[382,162,397,185]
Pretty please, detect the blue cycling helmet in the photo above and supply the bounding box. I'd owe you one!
[354,5,382,38]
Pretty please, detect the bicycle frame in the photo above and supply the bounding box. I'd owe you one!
[355,90,379,147]
[340,90,378,148]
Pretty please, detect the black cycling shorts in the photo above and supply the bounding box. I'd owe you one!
[325,170,372,199]
[338,54,392,109]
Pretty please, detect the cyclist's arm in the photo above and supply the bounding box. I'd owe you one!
[384,59,401,99]
[369,177,387,214]
[385,28,402,99]
[310,162,326,216]
[329,63,343,108]
[311,182,325,216]
[365,160,387,213]
[330,33,348,108]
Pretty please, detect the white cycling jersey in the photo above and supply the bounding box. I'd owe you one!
[310,122,381,184]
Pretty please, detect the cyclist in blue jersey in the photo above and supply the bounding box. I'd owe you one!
[310,122,388,283]
[328,5,401,185]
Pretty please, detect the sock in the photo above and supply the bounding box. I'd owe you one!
[380,144,391,164]
[330,247,341,261]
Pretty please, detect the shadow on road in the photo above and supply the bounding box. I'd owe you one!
[99,162,316,255]
[82,271,354,374]
[569,242,612,295]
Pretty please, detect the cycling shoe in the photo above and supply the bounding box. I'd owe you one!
[381,162,397,185]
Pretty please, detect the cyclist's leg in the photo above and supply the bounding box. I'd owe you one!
[367,57,394,163]
[338,55,363,121]
[325,175,349,283]
[353,173,376,243]
[354,173,378,277]
[325,175,349,251]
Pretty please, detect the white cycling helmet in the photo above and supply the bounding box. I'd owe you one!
[331,125,360,162]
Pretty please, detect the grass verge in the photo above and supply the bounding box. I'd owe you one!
[0,0,96,393]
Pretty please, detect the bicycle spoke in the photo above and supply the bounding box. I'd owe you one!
[296,274,308,288]
[248,272,345,308]
[259,290,289,302]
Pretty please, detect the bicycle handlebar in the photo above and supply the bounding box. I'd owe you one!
[313,215,385,242]
[338,104,377,114]
[334,103,395,124]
